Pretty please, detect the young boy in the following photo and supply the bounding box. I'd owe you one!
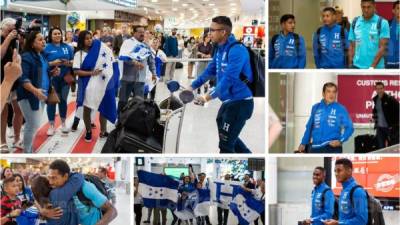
[269,14,306,68]
[1,177,22,225]
[313,7,349,68]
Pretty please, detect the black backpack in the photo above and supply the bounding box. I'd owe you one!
[226,42,265,97]
[118,96,161,137]
[316,25,348,67]
[349,185,385,225]
[77,174,110,209]
[316,187,339,220]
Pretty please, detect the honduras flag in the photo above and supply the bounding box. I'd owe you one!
[119,37,152,62]
[193,188,211,216]
[175,188,197,220]
[16,206,40,225]
[213,180,241,209]
[77,39,119,123]
[138,170,179,209]
[229,188,265,225]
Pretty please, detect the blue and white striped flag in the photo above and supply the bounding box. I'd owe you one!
[16,206,40,225]
[229,188,265,225]
[119,38,152,62]
[76,39,119,123]
[193,188,211,216]
[138,170,179,209]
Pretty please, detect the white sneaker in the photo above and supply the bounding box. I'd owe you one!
[7,127,14,138]
[47,125,55,136]
[12,140,23,149]
[61,123,70,134]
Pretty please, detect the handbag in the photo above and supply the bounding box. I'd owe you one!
[47,86,60,105]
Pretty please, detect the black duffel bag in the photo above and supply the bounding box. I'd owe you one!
[354,134,378,153]
[118,96,160,137]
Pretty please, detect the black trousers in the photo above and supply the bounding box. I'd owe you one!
[134,204,143,225]
[217,207,229,225]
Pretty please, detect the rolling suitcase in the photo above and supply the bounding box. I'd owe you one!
[354,134,378,153]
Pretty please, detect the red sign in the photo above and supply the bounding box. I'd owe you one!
[332,157,400,198]
[243,26,255,35]
[337,75,400,123]
[376,1,397,20]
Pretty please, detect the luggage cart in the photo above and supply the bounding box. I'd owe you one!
[103,81,193,154]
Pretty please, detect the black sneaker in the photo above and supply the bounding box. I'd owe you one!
[100,132,109,138]
[84,131,92,142]
[71,117,80,132]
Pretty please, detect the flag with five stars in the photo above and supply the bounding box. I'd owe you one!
[138,170,179,209]
[229,187,265,225]
[77,39,119,123]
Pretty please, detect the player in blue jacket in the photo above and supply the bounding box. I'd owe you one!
[324,158,368,225]
[303,167,335,225]
[298,82,354,153]
[385,1,400,69]
[313,7,349,68]
[189,16,254,154]
[269,14,306,68]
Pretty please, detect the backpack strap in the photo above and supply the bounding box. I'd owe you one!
[352,16,359,32]
[271,34,280,58]
[320,187,331,206]
[340,25,348,67]
[316,27,322,55]
[377,17,382,37]
[293,33,300,54]
[349,184,368,207]
[226,41,251,84]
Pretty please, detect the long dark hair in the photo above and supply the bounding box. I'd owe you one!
[48,27,63,44]
[23,31,42,53]
[77,30,92,51]
[13,173,29,201]
[1,167,13,180]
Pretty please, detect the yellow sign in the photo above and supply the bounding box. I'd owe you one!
[76,21,86,30]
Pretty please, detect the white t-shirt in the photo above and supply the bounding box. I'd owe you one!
[72,50,88,70]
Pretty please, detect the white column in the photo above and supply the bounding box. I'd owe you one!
[268,157,277,204]
[293,72,337,149]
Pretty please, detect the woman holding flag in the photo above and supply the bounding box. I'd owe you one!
[72,30,119,142]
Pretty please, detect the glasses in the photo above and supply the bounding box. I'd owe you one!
[210,28,225,32]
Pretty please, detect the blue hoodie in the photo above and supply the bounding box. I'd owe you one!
[313,24,349,68]
[385,19,400,68]
[338,177,368,225]
[47,173,84,225]
[301,100,354,148]
[269,32,306,68]
[191,34,253,102]
[311,182,335,225]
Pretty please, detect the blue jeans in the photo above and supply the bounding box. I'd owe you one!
[18,99,45,153]
[117,81,145,113]
[47,76,70,122]
[217,99,254,153]
[309,145,343,153]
